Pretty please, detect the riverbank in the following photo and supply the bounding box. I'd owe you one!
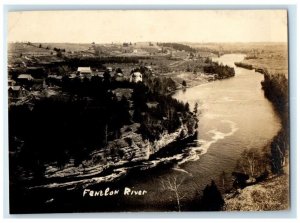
[223,63,289,210]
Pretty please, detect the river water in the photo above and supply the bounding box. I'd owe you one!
[113,54,281,210]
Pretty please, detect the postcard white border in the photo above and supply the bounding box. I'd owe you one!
[1,1,299,222]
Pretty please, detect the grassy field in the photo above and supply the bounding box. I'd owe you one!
[243,46,288,77]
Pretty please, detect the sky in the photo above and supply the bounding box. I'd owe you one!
[8,10,288,43]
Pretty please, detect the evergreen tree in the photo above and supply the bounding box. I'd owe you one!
[200,180,224,211]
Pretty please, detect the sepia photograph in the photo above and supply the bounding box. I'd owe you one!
[7,10,289,213]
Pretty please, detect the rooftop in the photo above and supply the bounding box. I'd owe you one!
[77,67,92,73]
[18,74,33,80]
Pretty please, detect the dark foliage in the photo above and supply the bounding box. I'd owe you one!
[270,129,289,174]
[234,62,253,70]
[232,172,249,189]
[261,72,289,174]
[131,82,192,142]
[200,180,224,211]
[203,62,235,78]
[261,72,288,126]
[158,43,197,53]
[9,81,132,173]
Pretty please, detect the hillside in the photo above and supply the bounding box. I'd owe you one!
[224,173,289,211]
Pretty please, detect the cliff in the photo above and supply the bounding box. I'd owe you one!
[39,122,196,189]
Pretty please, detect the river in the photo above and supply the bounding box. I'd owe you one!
[20,54,282,212]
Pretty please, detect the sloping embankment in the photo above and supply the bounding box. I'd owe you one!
[224,174,289,211]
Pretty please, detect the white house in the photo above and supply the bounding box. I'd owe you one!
[130,72,143,83]
[77,67,92,78]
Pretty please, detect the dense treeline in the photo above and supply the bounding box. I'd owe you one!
[261,72,288,123]
[261,72,289,174]
[158,43,197,53]
[234,62,253,70]
[203,62,235,78]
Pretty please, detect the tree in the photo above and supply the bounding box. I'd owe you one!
[184,102,189,111]
[218,171,228,192]
[200,180,224,211]
[232,172,249,189]
[235,148,266,178]
[56,51,62,58]
[193,102,198,115]
[160,176,186,211]
[182,80,187,88]
[115,67,123,74]
[270,130,288,174]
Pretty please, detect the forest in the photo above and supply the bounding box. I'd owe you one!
[158,43,197,53]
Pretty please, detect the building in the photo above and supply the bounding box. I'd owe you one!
[77,67,92,79]
[8,86,27,98]
[106,67,113,72]
[114,72,124,82]
[17,74,34,86]
[18,74,33,81]
[130,72,143,83]
[8,79,16,87]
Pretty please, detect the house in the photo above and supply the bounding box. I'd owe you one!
[8,79,16,87]
[8,86,27,98]
[145,65,152,71]
[26,67,45,78]
[69,73,77,79]
[130,72,142,83]
[146,102,159,109]
[17,74,34,86]
[77,67,92,78]
[106,67,113,72]
[114,72,124,82]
